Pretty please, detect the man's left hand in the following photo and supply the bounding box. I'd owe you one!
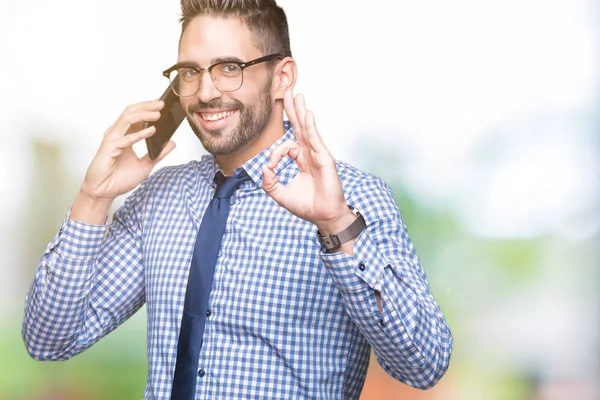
[261,91,356,235]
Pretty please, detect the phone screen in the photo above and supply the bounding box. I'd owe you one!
[144,78,186,160]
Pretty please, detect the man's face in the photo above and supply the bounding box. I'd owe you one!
[178,16,274,156]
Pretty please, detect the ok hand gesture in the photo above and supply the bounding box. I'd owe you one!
[261,91,354,234]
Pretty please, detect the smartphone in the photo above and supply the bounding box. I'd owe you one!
[144,77,186,160]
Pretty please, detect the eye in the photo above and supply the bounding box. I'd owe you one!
[217,63,242,76]
[179,68,199,80]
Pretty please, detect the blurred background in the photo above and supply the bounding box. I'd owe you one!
[0,0,598,399]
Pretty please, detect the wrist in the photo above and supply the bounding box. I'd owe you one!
[316,205,366,254]
[315,207,357,236]
[69,190,113,225]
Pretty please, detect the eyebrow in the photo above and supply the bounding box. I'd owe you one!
[174,56,246,69]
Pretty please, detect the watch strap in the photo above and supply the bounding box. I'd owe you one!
[317,206,366,250]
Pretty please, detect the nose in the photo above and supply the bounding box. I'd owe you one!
[196,70,222,104]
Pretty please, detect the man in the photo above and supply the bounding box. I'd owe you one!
[22,0,453,398]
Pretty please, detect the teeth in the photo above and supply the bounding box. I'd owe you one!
[202,111,234,121]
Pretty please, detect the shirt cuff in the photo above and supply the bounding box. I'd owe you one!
[51,210,108,260]
[319,229,388,293]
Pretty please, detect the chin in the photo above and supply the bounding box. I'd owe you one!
[198,130,245,156]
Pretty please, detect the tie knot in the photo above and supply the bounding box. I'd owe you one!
[213,170,250,199]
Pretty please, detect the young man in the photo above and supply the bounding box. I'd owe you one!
[22,1,453,398]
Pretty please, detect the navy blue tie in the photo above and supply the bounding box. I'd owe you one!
[171,169,250,400]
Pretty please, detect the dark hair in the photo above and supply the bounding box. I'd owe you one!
[180,0,292,58]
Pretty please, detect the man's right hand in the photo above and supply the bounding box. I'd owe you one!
[70,100,176,224]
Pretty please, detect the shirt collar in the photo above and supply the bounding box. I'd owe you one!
[197,121,295,188]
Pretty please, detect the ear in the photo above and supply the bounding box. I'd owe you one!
[272,57,297,100]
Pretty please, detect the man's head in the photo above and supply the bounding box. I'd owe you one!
[180,0,292,59]
[174,0,295,157]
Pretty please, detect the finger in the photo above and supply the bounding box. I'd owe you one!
[127,99,166,115]
[294,94,308,133]
[137,99,166,111]
[261,164,286,207]
[284,91,305,144]
[289,147,300,160]
[112,101,165,136]
[116,110,162,137]
[125,110,163,136]
[304,111,329,154]
[116,125,156,149]
[268,139,300,169]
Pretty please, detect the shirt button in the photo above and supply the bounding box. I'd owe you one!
[359,264,366,271]
[229,198,235,205]
[198,368,206,377]
[217,251,223,258]
[206,309,212,317]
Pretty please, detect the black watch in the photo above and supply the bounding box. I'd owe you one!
[317,206,366,251]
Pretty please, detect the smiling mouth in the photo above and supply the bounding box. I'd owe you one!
[198,110,237,121]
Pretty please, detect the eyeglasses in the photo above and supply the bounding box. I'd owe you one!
[162,53,283,97]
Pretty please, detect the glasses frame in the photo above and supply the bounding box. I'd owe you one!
[162,53,284,97]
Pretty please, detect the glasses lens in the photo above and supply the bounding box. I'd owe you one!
[212,63,243,92]
[168,63,245,95]
[168,68,199,97]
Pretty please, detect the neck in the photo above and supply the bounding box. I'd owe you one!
[216,108,285,176]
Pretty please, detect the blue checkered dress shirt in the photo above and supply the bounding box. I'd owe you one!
[23,122,453,399]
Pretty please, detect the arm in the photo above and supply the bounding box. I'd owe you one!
[21,99,175,360]
[22,193,146,360]
[261,91,452,389]
[319,176,453,389]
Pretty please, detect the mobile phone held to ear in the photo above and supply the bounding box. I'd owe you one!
[144,78,186,160]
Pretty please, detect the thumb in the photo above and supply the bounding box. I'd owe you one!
[261,164,286,207]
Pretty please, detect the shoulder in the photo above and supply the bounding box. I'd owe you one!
[114,158,211,223]
[146,160,202,186]
[126,157,212,204]
[335,159,393,197]
[335,159,401,221]
[143,156,214,192]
